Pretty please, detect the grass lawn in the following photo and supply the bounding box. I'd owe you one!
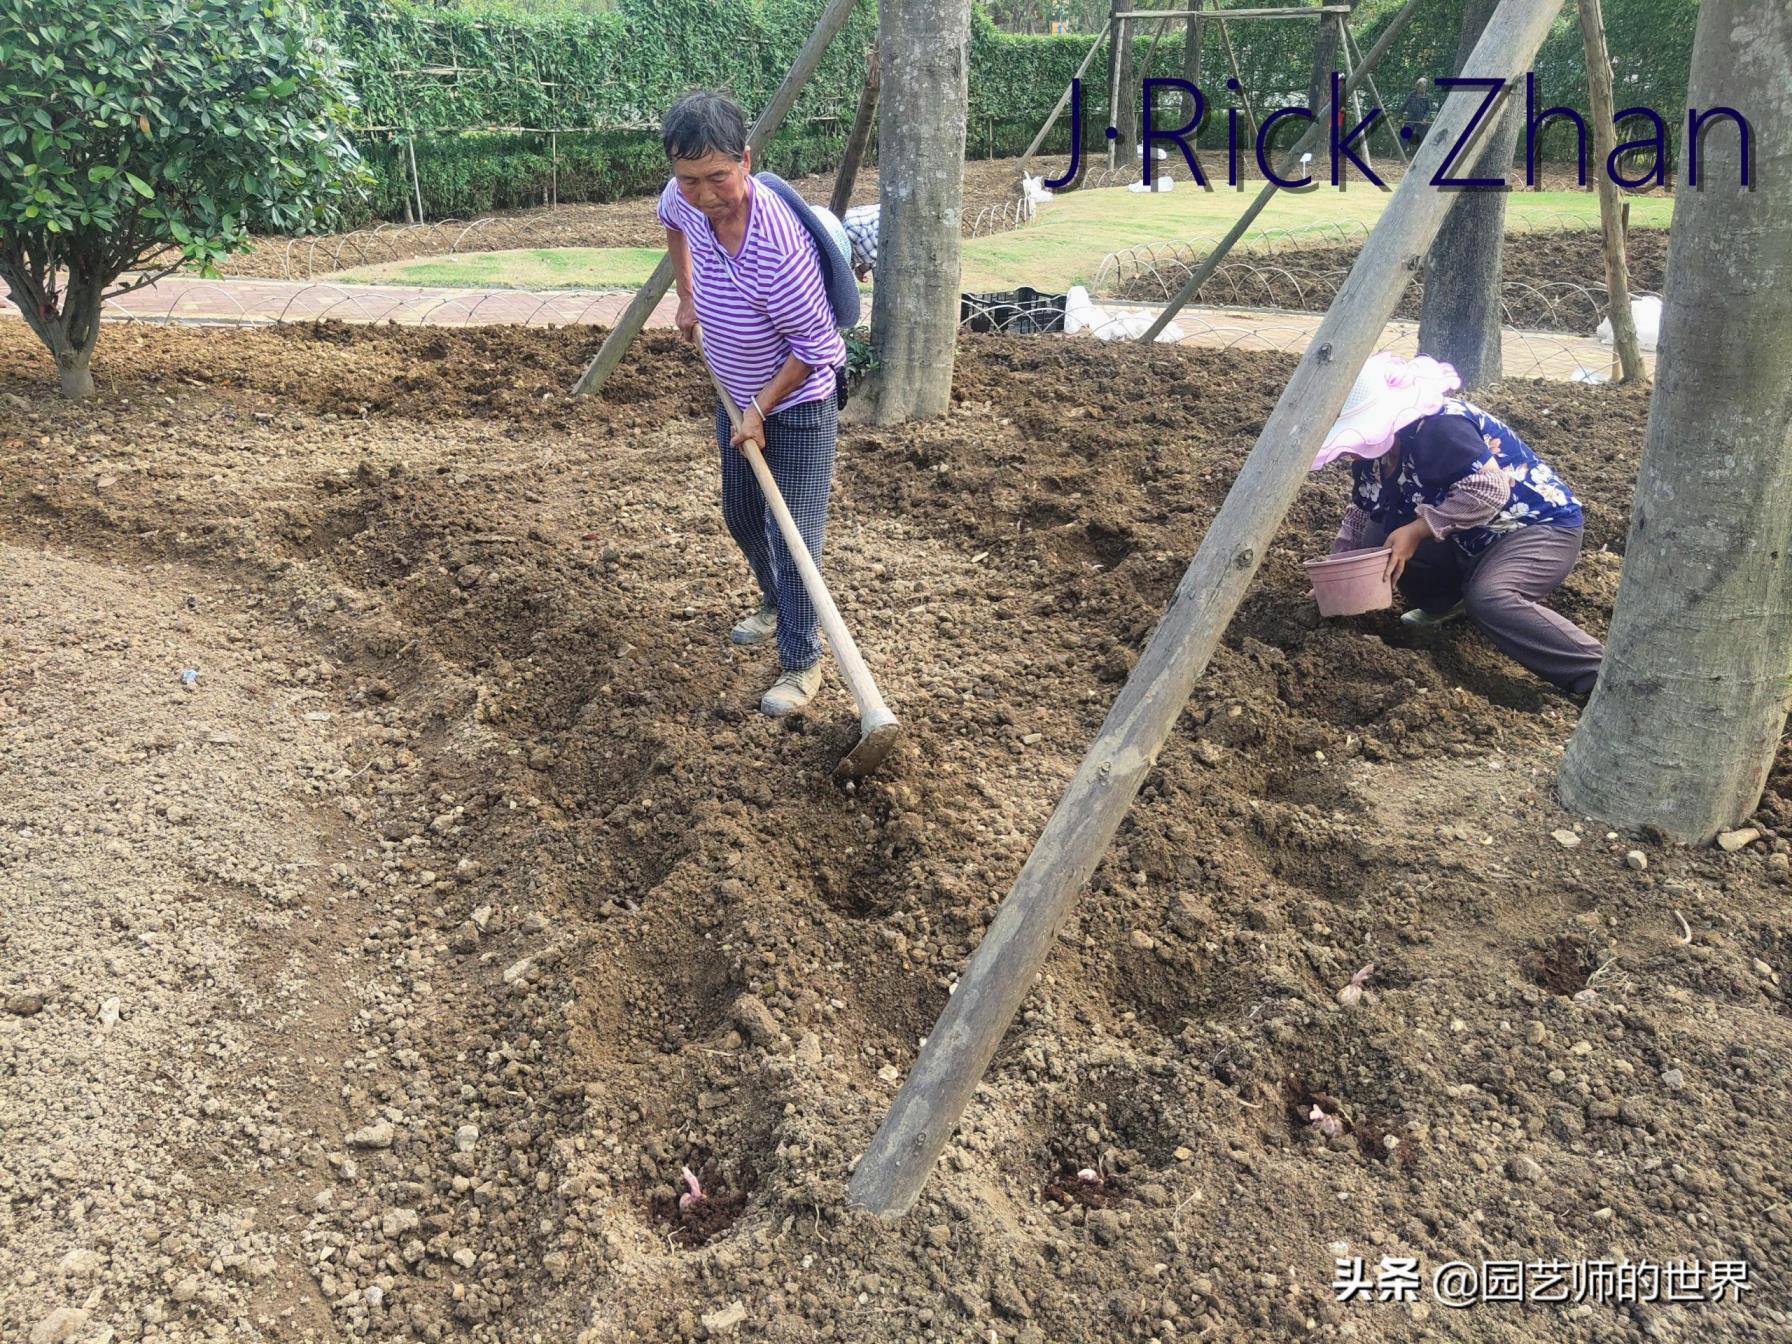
[957,186,1674,290]
[323,192,1673,298]
[330,247,664,290]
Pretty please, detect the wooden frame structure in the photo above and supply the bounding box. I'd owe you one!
[1137,0,1643,382]
[1018,0,1355,181]
[1138,0,1431,341]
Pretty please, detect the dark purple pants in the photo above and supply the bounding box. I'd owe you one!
[1364,523,1604,695]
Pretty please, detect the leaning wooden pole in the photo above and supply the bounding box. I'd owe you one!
[1019,26,1110,172]
[830,47,881,216]
[1215,17,1259,147]
[571,0,865,397]
[1576,0,1644,383]
[846,0,1567,1219]
[1344,20,1407,167]
[1137,0,1430,341]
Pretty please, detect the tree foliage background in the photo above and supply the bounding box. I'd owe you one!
[317,0,1696,221]
[3,0,1701,227]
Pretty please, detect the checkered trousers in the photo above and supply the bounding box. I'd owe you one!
[841,205,878,272]
[714,393,838,671]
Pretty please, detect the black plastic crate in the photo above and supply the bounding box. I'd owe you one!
[959,286,1068,335]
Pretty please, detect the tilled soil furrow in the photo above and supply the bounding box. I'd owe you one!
[1,321,1786,1344]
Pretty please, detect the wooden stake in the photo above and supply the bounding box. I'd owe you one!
[1107,4,1125,170]
[1344,20,1407,167]
[1577,0,1645,383]
[571,0,866,398]
[1118,6,1138,163]
[831,46,881,216]
[1181,0,1206,130]
[846,0,1569,1220]
[407,135,426,226]
[1019,26,1110,171]
[1138,0,1431,342]
[1135,6,1180,165]
[1336,14,1375,174]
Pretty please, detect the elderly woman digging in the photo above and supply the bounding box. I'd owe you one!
[1312,353,1605,697]
[658,89,855,717]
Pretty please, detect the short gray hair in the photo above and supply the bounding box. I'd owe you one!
[662,90,748,162]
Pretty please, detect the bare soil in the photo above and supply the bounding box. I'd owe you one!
[2,320,1788,1344]
[1116,229,1672,333]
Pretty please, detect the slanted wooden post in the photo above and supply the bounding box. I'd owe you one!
[1343,20,1407,167]
[1215,16,1258,148]
[831,47,881,216]
[1137,0,1431,342]
[846,0,1569,1219]
[571,0,865,398]
[1577,0,1644,383]
[1336,14,1378,174]
[1019,26,1110,173]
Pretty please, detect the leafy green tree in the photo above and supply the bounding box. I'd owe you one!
[0,0,367,396]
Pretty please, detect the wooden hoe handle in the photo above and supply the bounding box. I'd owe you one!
[691,330,896,737]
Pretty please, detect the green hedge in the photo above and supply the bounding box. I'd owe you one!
[327,0,1104,221]
[1044,0,1697,169]
[318,0,1696,224]
[348,124,853,219]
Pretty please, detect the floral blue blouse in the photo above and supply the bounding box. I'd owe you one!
[1349,399,1584,557]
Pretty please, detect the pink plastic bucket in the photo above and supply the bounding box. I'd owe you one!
[1304,546,1395,617]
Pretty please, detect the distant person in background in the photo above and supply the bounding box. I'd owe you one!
[1401,78,1432,144]
[839,204,877,280]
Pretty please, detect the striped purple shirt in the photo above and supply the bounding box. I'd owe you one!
[657,176,844,415]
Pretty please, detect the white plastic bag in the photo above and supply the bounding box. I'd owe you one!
[1065,286,1186,343]
[1596,294,1663,352]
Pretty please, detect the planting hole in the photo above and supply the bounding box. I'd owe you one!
[647,1162,751,1248]
[1527,936,1596,997]
[1041,1164,1132,1209]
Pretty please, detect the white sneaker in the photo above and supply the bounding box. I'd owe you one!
[760,663,822,717]
[730,603,778,645]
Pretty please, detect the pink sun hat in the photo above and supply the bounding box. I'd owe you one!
[1311,352,1461,470]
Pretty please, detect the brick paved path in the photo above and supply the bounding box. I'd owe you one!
[1,274,1645,384]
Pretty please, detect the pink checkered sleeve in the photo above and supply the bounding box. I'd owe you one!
[1418,467,1509,539]
[1331,505,1375,554]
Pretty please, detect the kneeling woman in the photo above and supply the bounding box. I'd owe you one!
[1313,353,1604,696]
